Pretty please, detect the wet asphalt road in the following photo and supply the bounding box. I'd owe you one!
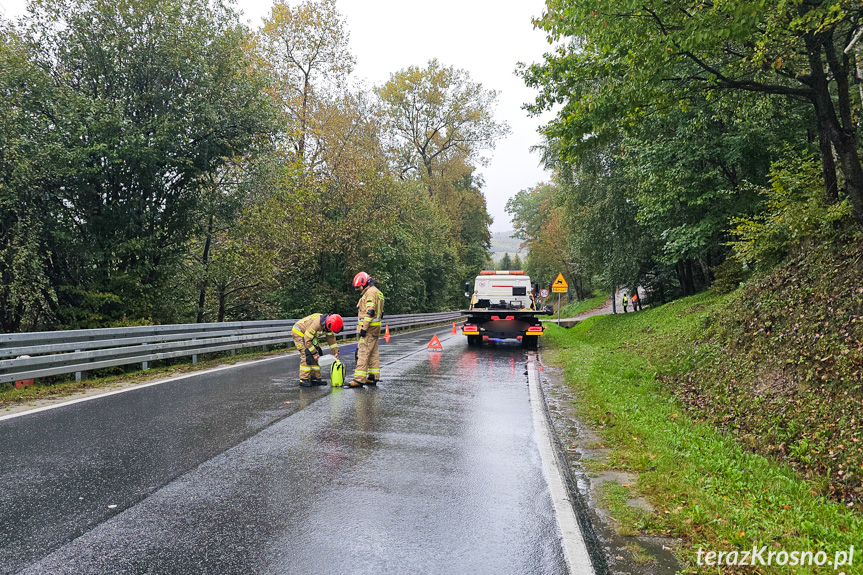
[0,326,569,574]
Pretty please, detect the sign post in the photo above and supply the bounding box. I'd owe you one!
[551,273,568,323]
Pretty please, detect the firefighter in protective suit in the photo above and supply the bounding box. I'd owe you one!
[292,313,343,386]
[349,272,384,388]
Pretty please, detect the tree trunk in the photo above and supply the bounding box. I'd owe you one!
[196,215,213,323]
[675,261,688,296]
[217,289,226,323]
[685,259,697,295]
[815,116,840,203]
[806,31,863,224]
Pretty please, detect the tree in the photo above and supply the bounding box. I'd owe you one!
[259,0,354,166]
[622,91,808,282]
[499,253,513,270]
[377,59,509,191]
[523,0,863,226]
[19,0,273,327]
[0,21,57,332]
[507,183,589,298]
[512,253,523,270]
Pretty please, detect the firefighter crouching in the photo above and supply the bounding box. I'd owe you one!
[292,313,343,386]
[349,272,385,388]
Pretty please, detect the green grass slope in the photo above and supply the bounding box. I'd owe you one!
[544,280,862,572]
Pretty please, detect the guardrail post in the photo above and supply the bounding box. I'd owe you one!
[141,342,148,371]
[74,349,87,382]
[192,338,198,365]
[230,349,236,357]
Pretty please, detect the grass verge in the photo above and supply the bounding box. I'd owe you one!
[541,293,607,319]
[544,293,862,574]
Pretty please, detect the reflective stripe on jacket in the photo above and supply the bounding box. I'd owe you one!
[291,313,337,352]
[357,285,385,332]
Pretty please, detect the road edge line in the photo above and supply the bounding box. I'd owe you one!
[0,354,293,422]
[528,356,596,575]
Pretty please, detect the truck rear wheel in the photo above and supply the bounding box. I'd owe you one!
[467,335,482,347]
[522,335,539,350]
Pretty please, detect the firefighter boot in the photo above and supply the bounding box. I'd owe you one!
[310,377,326,386]
[365,375,377,386]
[347,379,364,388]
[299,379,313,387]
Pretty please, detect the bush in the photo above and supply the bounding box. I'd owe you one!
[729,153,853,270]
[710,257,749,294]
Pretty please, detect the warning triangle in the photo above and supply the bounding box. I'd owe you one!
[427,334,443,350]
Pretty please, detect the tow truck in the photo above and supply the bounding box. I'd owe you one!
[461,270,545,349]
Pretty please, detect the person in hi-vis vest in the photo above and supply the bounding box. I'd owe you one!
[349,272,384,388]
[291,313,343,386]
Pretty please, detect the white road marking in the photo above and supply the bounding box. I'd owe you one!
[0,354,290,422]
[528,358,595,575]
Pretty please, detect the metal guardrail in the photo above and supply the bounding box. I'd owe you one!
[0,312,464,385]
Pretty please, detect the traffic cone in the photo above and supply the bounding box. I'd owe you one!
[451,322,457,334]
[427,334,443,350]
[384,325,391,343]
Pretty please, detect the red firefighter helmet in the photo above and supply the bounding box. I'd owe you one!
[352,271,371,290]
[325,314,344,333]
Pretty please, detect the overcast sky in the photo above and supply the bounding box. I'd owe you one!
[0,0,554,233]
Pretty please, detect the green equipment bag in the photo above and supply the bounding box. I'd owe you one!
[330,359,345,387]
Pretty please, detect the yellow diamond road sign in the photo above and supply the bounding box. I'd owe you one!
[552,273,568,293]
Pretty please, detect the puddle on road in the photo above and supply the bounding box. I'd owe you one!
[539,363,681,575]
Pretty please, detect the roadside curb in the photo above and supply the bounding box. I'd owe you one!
[528,352,608,575]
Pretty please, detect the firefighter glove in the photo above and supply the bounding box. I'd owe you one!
[359,329,367,338]
[315,345,323,356]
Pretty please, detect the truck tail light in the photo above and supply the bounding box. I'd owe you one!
[527,326,544,334]
[505,316,514,320]
[462,325,479,335]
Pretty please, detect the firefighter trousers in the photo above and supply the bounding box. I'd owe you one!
[293,334,321,381]
[353,325,380,384]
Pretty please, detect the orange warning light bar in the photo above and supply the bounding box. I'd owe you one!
[479,270,525,275]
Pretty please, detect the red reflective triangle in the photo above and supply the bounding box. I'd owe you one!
[427,334,443,349]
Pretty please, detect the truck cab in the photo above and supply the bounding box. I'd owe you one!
[461,270,544,349]
[468,271,534,311]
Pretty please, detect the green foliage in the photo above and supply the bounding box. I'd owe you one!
[523,0,863,225]
[506,182,592,298]
[377,59,509,183]
[730,154,854,269]
[0,0,495,331]
[709,257,749,295]
[0,0,275,328]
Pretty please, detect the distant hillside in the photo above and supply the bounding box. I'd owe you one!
[490,231,526,257]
